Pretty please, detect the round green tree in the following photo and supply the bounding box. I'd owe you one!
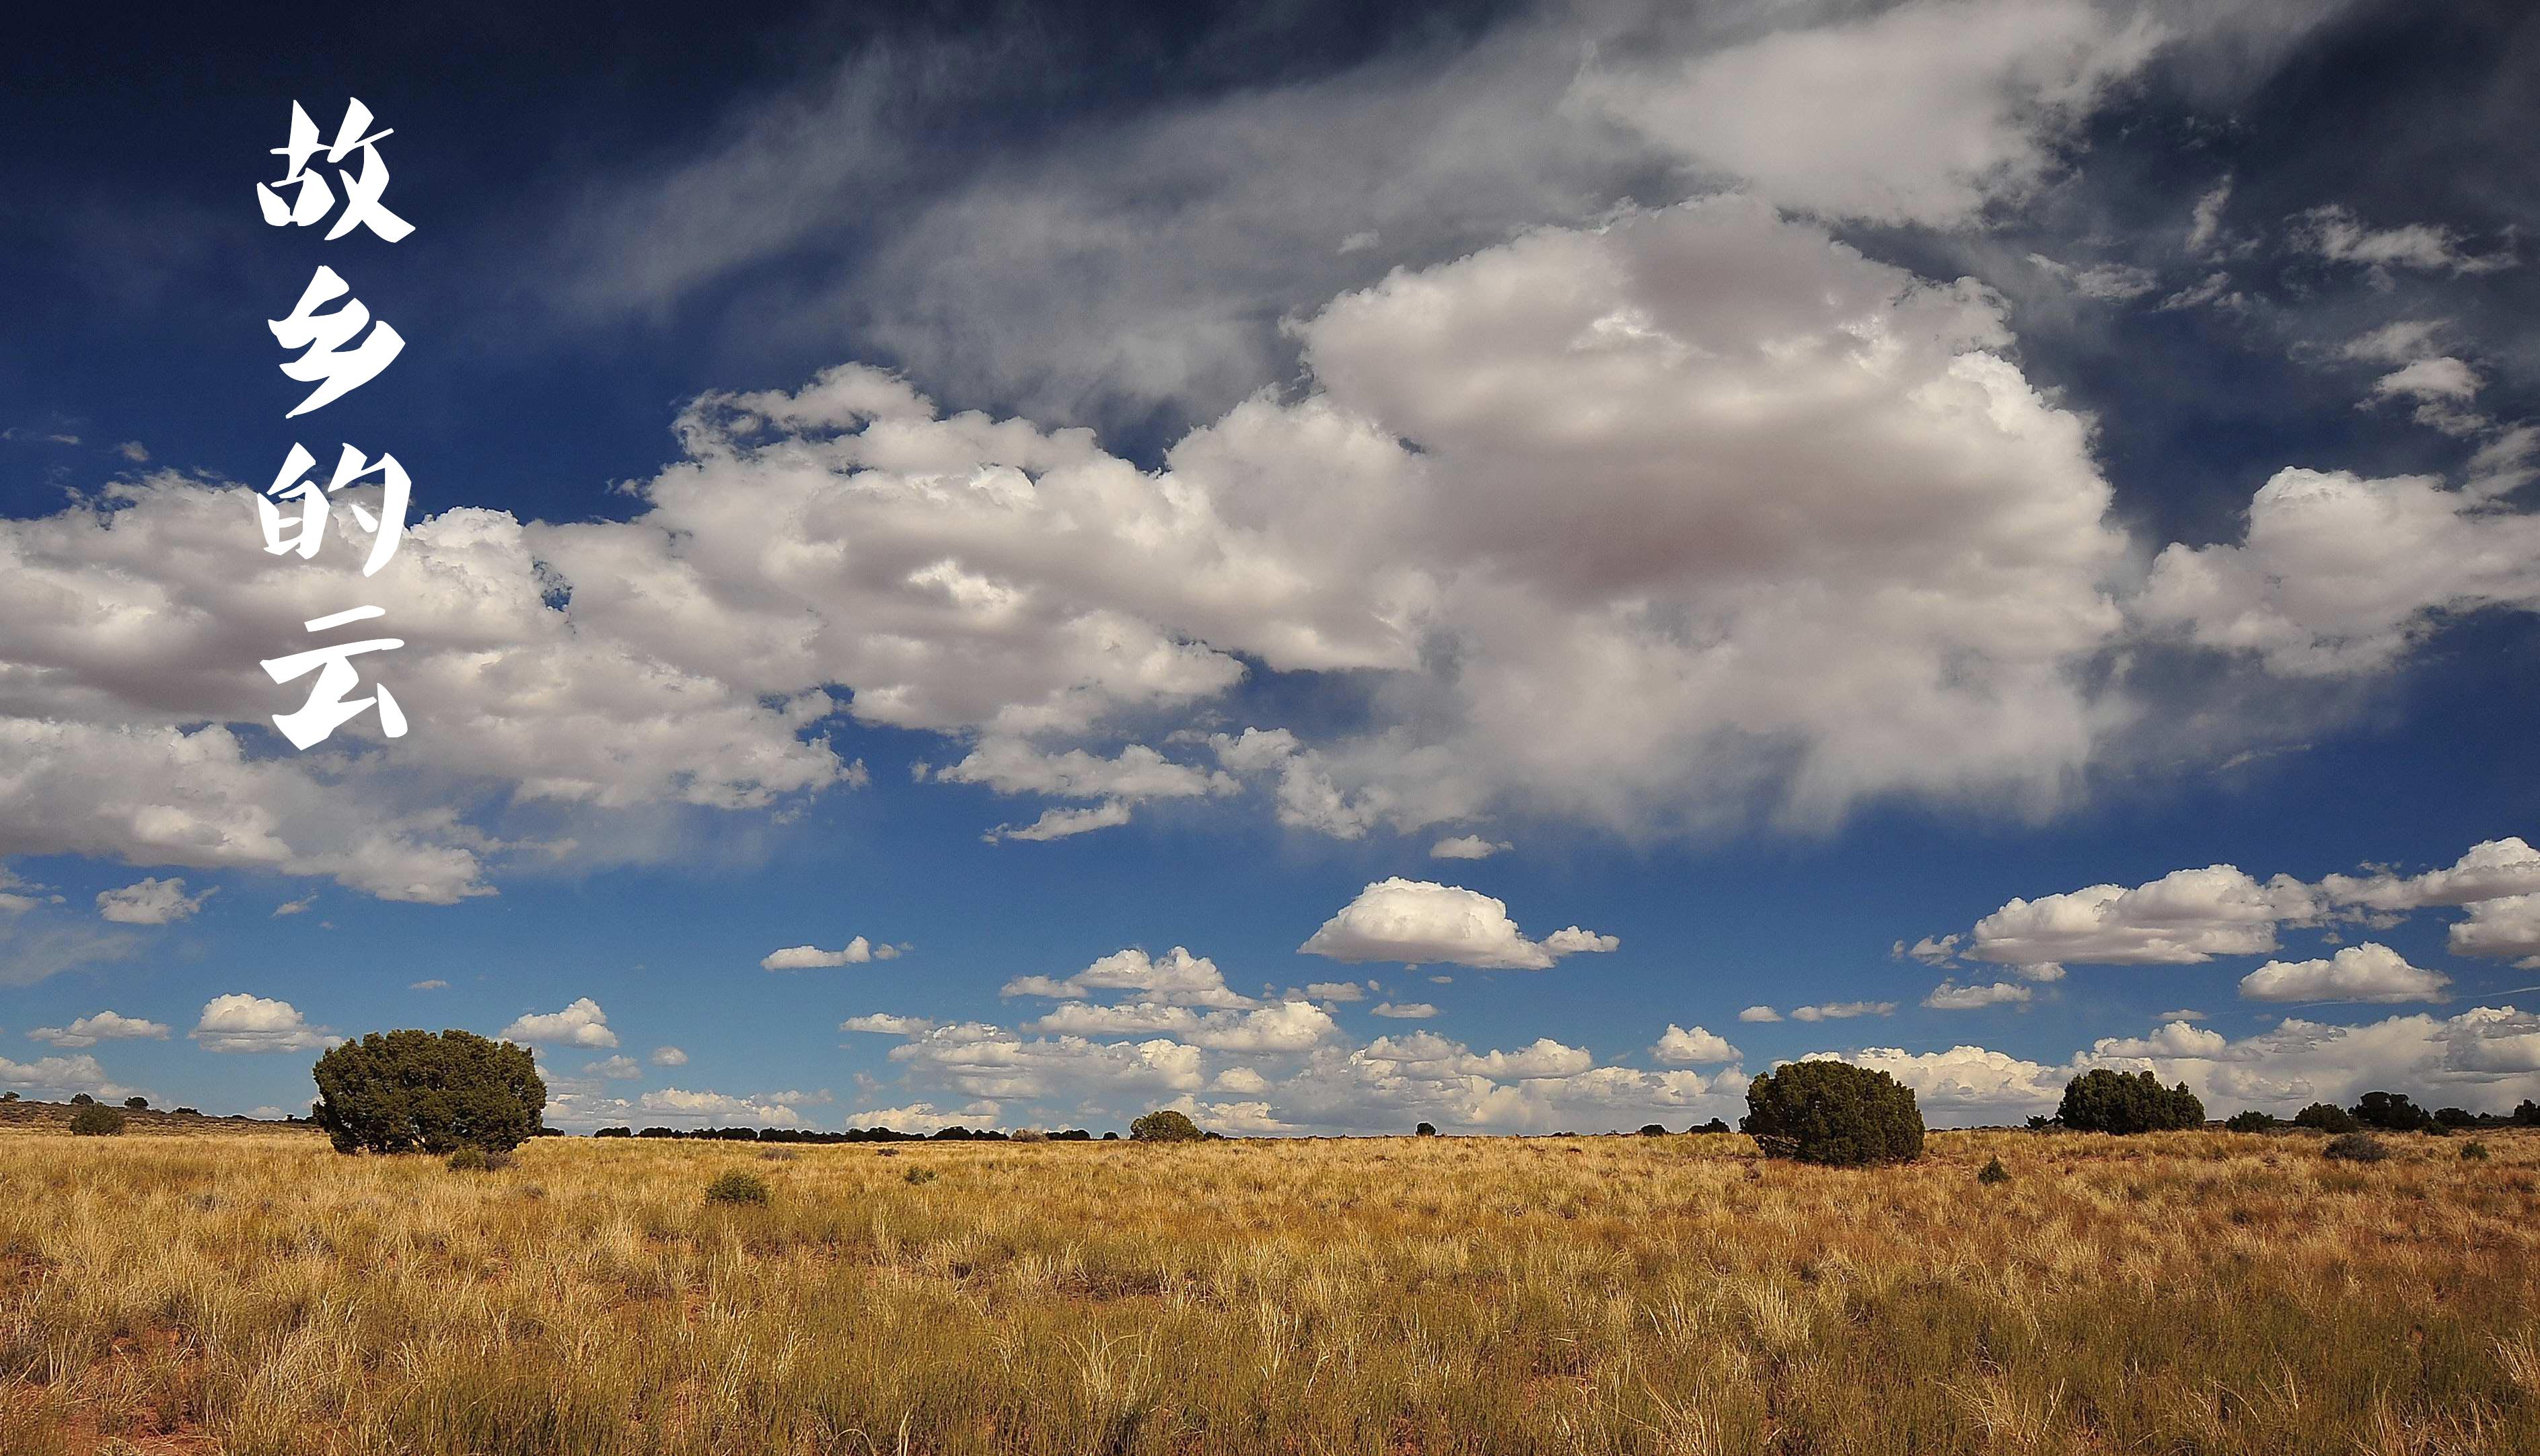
[2058,1068,2204,1134]
[312,1029,546,1155]
[69,1104,126,1136]
[1742,1060,1924,1166]
[1129,1109,1203,1142]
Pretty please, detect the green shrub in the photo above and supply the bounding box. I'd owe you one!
[904,1167,939,1185]
[1977,1155,2010,1186]
[2225,1109,2279,1133]
[1639,1123,1669,1137]
[69,1104,126,1136]
[2351,1091,2434,1132]
[445,1147,513,1173]
[69,1093,94,1106]
[1130,1109,1203,1142]
[704,1171,770,1205]
[1415,1122,1437,1136]
[311,1029,546,1155]
[2462,1140,2491,1161]
[2294,1102,2357,1134]
[1010,1128,1048,1144]
[122,1097,148,1111]
[2058,1068,2204,1133]
[2323,1132,2389,1163]
[1742,1060,1924,1167]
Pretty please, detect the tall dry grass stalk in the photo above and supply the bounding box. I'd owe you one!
[1,1126,2535,1453]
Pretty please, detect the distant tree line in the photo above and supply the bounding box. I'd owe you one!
[589,1124,1107,1142]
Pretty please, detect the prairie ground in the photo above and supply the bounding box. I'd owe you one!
[1,1124,2535,1455]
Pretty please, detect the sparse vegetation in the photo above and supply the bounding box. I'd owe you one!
[445,1146,513,1173]
[702,1169,770,1204]
[0,1126,2534,1453]
[2224,1109,2278,1133]
[1743,1058,1924,1166]
[2295,1101,2358,1134]
[1976,1155,2010,1185]
[2464,1140,2492,1161]
[1130,1108,1204,1142]
[311,1029,547,1155]
[67,1105,124,1137]
[2057,1067,2205,1133]
[2323,1131,2391,1163]
[120,1097,147,1111]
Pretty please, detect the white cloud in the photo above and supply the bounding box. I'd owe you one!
[2027,254,2158,301]
[1651,1023,1739,1064]
[1922,980,2034,1011]
[0,1051,140,1102]
[885,1022,1207,1103]
[2239,942,2451,1004]
[271,893,317,917]
[2072,1004,2540,1116]
[1001,946,1255,1009]
[1371,1002,1439,1020]
[1737,1005,1782,1023]
[27,1011,170,1048]
[761,935,891,971]
[845,1100,1000,1134]
[2452,895,2540,968]
[840,1013,937,1035]
[191,993,333,1054]
[1185,1000,1339,1055]
[1299,879,1616,970]
[584,1054,642,1081]
[1896,933,1961,966]
[1809,1045,2064,1121]
[983,801,1134,843]
[649,1045,688,1066]
[2089,1020,2228,1058]
[1212,1066,1270,1095]
[2138,469,2540,677]
[2323,838,2540,911]
[2292,205,2516,276]
[1587,0,2166,227]
[1027,1002,1199,1036]
[499,997,618,1049]
[2155,1009,2207,1022]
[639,1087,805,1124]
[95,876,215,924]
[1788,1000,1895,1022]
[1968,864,2319,970]
[2184,176,2233,257]
[1301,981,1368,1003]
[1428,835,1511,860]
[408,978,448,990]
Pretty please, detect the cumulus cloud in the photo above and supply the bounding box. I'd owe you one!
[845,1100,1000,1134]
[1737,1005,1783,1023]
[94,876,214,924]
[1299,879,1616,970]
[761,935,898,970]
[272,893,317,917]
[982,801,1134,843]
[408,978,447,990]
[1429,835,1511,860]
[2323,838,2540,911]
[1967,864,2319,970]
[0,1051,141,1102]
[1370,1001,1439,1020]
[1301,981,1369,1003]
[191,993,332,1053]
[2089,1019,2228,1058]
[1651,1023,1739,1064]
[2073,1004,2540,1116]
[1001,946,1255,1009]
[583,1054,642,1080]
[1788,1000,1895,1022]
[499,997,618,1049]
[2452,895,2540,968]
[840,1013,937,1035]
[1812,1045,2064,1121]
[1922,980,2034,1011]
[640,1087,805,1124]
[2291,205,2516,276]
[2137,470,2540,677]
[27,1011,170,1048]
[2239,943,2451,1004]
[649,1045,688,1066]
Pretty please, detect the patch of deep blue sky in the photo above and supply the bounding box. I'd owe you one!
[1,1,2535,1120]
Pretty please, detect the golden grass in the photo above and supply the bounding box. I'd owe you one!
[2,1126,2536,1454]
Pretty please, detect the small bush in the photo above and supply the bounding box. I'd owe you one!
[704,1171,770,1205]
[1696,1118,1731,1133]
[1011,1128,1048,1143]
[69,1105,126,1136]
[1101,1131,1120,1140]
[445,1147,513,1173]
[69,1093,94,1107]
[173,1107,199,1116]
[1639,1123,1669,1137]
[2225,1109,2278,1133]
[1415,1122,1438,1136]
[0,1091,17,1102]
[2463,1141,2491,1161]
[122,1097,149,1111]
[2294,1102,2358,1134]
[1977,1156,2011,1186]
[2058,1068,2204,1134]
[1743,1060,1924,1167]
[2323,1132,2389,1163]
[904,1166,939,1185]
[1130,1109,1203,1142]
[757,1148,798,1161]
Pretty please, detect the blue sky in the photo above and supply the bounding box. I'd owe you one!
[3,0,2536,1132]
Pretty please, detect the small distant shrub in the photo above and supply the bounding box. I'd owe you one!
[1130,1109,1203,1142]
[1977,1156,2011,1185]
[1697,1118,1731,1134]
[2025,1114,2052,1130]
[173,1107,200,1116]
[2323,1132,2389,1163]
[70,1094,94,1107]
[1011,1128,1048,1143]
[904,1166,939,1185]
[704,1171,770,1205]
[70,1105,126,1136]
[875,1146,900,1158]
[122,1097,149,1111]
[1101,1131,1120,1140]
[0,1091,17,1102]
[445,1147,513,1173]
[1416,1122,1438,1136]
[757,1148,798,1162]
[2294,1103,2357,1134]
[2516,1099,2540,1127]
[2463,1140,2491,1161]
[2352,1091,2434,1132]
[2225,1109,2278,1134]
[1743,1060,1924,1167]
[1639,1124,1669,1137]
[2058,1069,2204,1134]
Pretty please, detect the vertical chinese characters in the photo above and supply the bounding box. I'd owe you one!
[254,99,414,751]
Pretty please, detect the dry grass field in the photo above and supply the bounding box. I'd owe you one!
[1,1123,2535,1455]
